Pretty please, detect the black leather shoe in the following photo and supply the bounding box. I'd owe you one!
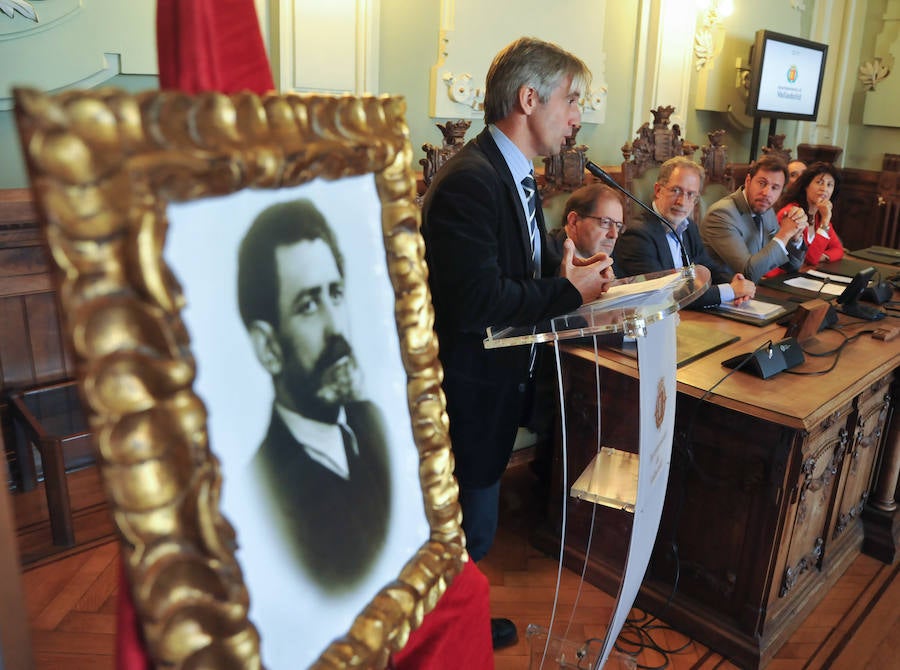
[491,617,518,650]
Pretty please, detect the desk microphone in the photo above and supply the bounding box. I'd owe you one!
[585,160,692,268]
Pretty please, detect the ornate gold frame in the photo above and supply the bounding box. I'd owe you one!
[14,87,464,669]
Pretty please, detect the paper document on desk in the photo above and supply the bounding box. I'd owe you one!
[716,298,784,318]
[783,276,845,296]
[587,272,682,309]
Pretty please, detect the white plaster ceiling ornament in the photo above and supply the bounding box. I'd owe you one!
[583,86,608,111]
[694,28,714,71]
[858,57,893,92]
[0,0,39,22]
[790,0,806,10]
[442,70,608,118]
[693,0,733,71]
[442,71,484,110]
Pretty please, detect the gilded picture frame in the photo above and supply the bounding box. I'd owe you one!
[14,87,465,669]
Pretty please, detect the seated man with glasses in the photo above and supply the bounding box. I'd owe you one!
[552,182,626,275]
[613,156,755,308]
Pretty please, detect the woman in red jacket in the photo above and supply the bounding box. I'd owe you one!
[765,162,843,278]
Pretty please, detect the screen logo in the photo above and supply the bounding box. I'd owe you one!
[786,65,798,83]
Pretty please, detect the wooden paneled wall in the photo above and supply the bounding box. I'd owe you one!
[837,168,881,252]
[0,189,75,487]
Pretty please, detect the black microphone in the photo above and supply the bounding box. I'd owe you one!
[585,160,692,268]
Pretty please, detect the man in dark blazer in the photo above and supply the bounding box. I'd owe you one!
[421,37,614,648]
[550,182,625,275]
[700,154,809,283]
[614,156,755,308]
[237,199,390,591]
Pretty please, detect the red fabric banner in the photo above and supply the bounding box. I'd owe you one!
[156,0,274,94]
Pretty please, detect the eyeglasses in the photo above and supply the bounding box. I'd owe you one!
[580,215,625,233]
[664,185,700,201]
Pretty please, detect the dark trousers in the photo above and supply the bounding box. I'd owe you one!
[455,374,538,562]
[458,480,501,561]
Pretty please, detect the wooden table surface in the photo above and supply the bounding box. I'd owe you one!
[563,298,900,432]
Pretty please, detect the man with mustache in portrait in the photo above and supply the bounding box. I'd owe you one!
[237,198,391,591]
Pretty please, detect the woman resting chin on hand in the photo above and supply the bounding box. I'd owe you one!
[764,161,844,278]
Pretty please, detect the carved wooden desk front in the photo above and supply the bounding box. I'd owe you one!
[535,307,900,669]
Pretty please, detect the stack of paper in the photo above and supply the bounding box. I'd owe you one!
[587,272,682,309]
[716,299,784,318]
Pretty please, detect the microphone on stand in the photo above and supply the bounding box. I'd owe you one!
[585,160,693,269]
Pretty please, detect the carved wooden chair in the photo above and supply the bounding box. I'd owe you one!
[797,143,844,166]
[760,133,793,163]
[417,120,471,204]
[876,154,900,249]
[619,106,731,224]
[541,124,589,199]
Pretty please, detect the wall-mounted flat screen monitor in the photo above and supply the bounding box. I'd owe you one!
[746,30,828,121]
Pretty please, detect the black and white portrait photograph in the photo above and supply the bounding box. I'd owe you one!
[164,177,430,669]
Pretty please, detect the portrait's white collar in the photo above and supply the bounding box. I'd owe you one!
[275,403,352,479]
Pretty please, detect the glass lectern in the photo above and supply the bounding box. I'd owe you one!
[485,266,710,670]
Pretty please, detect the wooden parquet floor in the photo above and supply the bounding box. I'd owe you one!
[23,540,117,670]
[481,461,900,670]
[20,460,900,669]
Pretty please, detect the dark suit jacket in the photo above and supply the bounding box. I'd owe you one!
[251,401,391,591]
[614,211,733,309]
[421,128,583,488]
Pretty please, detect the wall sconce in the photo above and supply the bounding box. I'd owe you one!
[694,0,734,70]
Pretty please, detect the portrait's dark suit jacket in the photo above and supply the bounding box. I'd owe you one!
[421,128,582,488]
[614,210,733,309]
[700,187,805,282]
[251,400,391,591]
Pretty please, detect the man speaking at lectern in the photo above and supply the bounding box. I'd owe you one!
[237,199,391,591]
[421,36,613,648]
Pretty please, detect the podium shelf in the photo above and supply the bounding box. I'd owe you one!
[570,447,639,512]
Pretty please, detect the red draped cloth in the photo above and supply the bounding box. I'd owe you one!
[390,560,493,670]
[116,3,492,668]
[156,0,273,94]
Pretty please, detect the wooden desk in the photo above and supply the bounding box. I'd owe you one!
[535,307,900,669]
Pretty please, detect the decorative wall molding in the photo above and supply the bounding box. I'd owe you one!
[428,0,608,124]
[862,0,900,128]
[0,0,156,111]
[632,0,694,137]
[858,57,892,91]
[0,0,39,22]
[270,0,379,95]
[693,0,733,71]
[798,0,865,150]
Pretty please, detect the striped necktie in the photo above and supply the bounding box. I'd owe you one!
[521,172,541,377]
[521,172,541,278]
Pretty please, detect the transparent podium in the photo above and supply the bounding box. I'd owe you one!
[485,266,710,670]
